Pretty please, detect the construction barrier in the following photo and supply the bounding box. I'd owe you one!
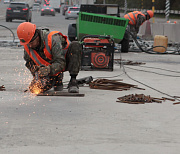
[138,21,180,43]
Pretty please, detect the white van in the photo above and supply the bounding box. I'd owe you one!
[49,0,60,13]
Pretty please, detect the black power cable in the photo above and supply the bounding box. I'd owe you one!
[119,47,180,102]
[0,25,15,43]
[125,66,180,77]
[138,65,180,74]
[127,30,180,55]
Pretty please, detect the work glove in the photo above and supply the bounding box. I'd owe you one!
[38,65,50,77]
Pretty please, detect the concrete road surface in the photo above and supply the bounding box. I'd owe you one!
[0,0,180,153]
[0,45,180,154]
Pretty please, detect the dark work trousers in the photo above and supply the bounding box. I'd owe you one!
[52,41,82,83]
[65,41,82,75]
[50,41,82,87]
[30,41,82,93]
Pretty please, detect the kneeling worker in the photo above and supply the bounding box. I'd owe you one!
[17,22,82,93]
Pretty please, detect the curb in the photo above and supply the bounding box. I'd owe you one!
[0,40,21,47]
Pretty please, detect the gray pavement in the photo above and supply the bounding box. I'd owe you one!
[0,46,180,154]
[1,0,180,23]
[0,1,180,153]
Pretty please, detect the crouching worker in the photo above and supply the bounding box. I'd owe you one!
[17,22,82,94]
[124,10,154,38]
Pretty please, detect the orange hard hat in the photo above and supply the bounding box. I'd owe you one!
[17,22,36,45]
[146,10,154,18]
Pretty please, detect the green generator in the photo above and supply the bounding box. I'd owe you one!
[67,11,129,71]
[76,12,129,43]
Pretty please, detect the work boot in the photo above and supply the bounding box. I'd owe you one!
[68,79,79,93]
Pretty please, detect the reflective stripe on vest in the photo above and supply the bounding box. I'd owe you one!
[44,31,70,60]
[124,11,144,25]
[24,45,50,66]
[24,31,69,66]
[24,31,69,75]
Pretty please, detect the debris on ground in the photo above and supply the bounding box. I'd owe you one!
[116,94,177,104]
[114,59,146,65]
[0,85,6,91]
[172,96,180,105]
[173,102,180,105]
[89,79,145,91]
[24,89,28,92]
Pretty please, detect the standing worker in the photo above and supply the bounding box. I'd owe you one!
[17,22,82,94]
[124,10,154,38]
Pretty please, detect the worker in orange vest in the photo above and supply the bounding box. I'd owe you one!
[124,10,154,38]
[17,22,82,94]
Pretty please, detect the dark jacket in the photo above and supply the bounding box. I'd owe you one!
[24,28,67,76]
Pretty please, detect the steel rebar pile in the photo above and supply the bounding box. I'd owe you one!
[0,85,6,91]
[89,79,145,91]
[117,94,176,104]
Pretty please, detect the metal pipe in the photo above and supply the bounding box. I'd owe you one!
[165,0,170,22]
[152,0,155,23]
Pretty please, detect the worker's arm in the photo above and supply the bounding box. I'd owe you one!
[135,14,146,33]
[49,34,66,75]
[24,50,38,76]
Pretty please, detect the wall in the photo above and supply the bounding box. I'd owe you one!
[138,21,180,43]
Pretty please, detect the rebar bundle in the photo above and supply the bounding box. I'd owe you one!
[89,79,145,91]
[117,94,177,104]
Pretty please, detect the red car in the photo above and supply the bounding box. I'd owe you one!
[41,6,55,16]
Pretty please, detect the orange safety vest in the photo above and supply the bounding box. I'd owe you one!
[24,31,70,75]
[124,11,145,25]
